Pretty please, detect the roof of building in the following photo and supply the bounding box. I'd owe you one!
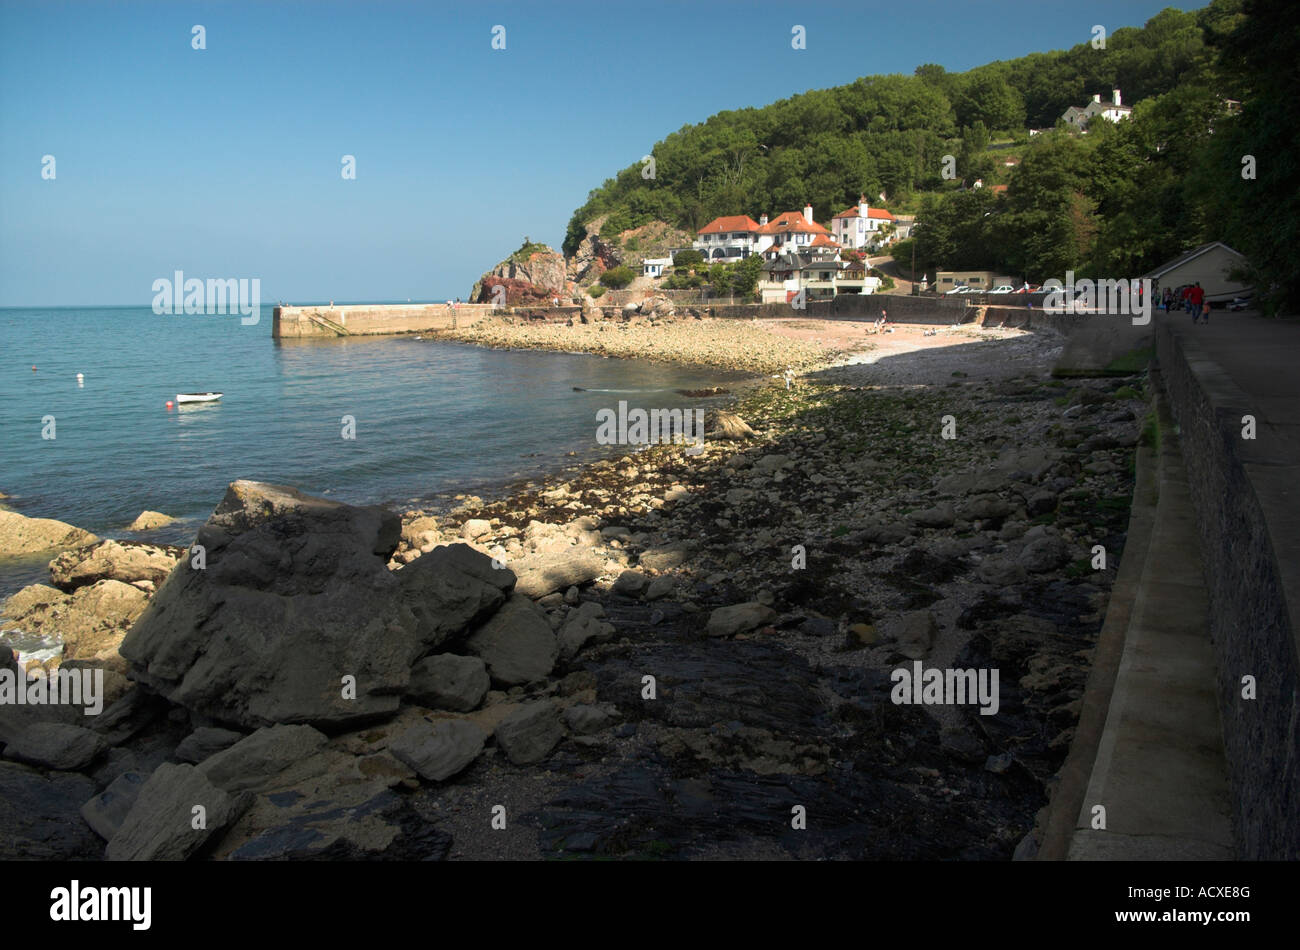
[697,215,761,235]
[809,234,841,249]
[1140,242,1245,280]
[832,204,896,221]
[757,211,830,235]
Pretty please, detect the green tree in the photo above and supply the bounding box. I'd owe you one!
[599,266,636,290]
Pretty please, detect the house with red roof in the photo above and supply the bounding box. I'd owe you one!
[693,204,835,262]
[832,196,898,251]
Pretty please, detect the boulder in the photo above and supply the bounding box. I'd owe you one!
[644,575,675,601]
[174,727,245,764]
[52,580,151,671]
[638,541,696,572]
[388,718,487,781]
[888,610,937,660]
[0,509,98,557]
[80,769,147,840]
[706,602,776,637]
[397,544,515,652]
[126,510,175,532]
[494,700,564,765]
[49,539,183,591]
[909,503,956,529]
[119,481,419,729]
[406,654,489,712]
[459,518,492,541]
[512,550,603,599]
[465,594,558,685]
[196,724,328,793]
[563,703,617,735]
[106,762,250,861]
[710,410,756,440]
[1019,533,1070,573]
[557,601,616,660]
[3,722,108,771]
[612,570,649,596]
[960,494,1015,522]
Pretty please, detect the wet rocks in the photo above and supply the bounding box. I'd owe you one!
[0,762,100,859]
[127,510,175,532]
[80,770,147,839]
[1018,531,1070,573]
[887,610,938,660]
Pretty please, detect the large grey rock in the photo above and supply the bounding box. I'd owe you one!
[197,724,328,793]
[174,727,245,764]
[106,762,250,861]
[1019,533,1070,573]
[406,654,489,712]
[80,769,147,840]
[612,570,649,596]
[706,602,776,637]
[563,703,617,735]
[960,494,1015,522]
[48,539,182,592]
[638,542,696,572]
[888,610,937,660]
[494,701,563,764]
[0,762,100,859]
[465,594,558,685]
[557,601,616,660]
[512,550,604,599]
[909,502,956,529]
[3,722,108,771]
[119,480,419,728]
[389,718,487,781]
[397,544,515,651]
[0,509,98,557]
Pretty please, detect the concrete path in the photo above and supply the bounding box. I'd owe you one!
[1067,381,1234,858]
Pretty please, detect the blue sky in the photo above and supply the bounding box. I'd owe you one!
[0,0,1191,306]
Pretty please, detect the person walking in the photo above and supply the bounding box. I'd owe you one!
[1190,282,1206,324]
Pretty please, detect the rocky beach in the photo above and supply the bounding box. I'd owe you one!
[0,318,1148,860]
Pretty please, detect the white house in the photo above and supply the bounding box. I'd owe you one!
[692,215,763,262]
[831,196,898,250]
[1062,89,1133,128]
[642,257,672,278]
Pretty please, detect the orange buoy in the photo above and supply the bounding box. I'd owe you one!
[165,400,174,409]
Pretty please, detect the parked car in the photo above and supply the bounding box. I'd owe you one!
[1228,293,1252,311]
[944,284,971,295]
[990,285,1017,294]
[1012,284,1041,294]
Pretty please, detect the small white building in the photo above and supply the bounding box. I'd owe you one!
[642,257,672,278]
[1063,89,1133,128]
[831,196,897,250]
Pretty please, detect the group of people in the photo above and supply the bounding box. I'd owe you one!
[1157,282,1209,323]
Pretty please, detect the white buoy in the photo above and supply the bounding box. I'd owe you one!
[76,372,84,388]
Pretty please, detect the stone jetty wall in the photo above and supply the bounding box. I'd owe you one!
[272,303,496,338]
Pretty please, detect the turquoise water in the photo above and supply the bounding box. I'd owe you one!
[0,306,738,597]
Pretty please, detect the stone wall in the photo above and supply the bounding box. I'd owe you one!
[1156,322,1300,859]
[273,304,496,338]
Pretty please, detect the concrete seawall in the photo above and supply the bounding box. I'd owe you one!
[272,303,496,338]
[1156,318,1300,859]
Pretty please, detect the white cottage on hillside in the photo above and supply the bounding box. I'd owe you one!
[1062,89,1133,128]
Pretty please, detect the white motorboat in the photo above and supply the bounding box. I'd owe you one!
[176,392,223,404]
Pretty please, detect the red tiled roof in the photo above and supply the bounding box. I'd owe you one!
[757,211,830,235]
[697,215,761,235]
[833,205,896,221]
[809,234,840,248]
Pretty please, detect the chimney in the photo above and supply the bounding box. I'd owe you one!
[1093,93,1101,103]
[858,194,868,217]
[760,213,769,226]
[1113,88,1121,106]
[803,203,813,224]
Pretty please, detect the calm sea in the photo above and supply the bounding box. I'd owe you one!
[0,306,739,602]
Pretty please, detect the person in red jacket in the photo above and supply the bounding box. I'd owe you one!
[1190,282,1206,323]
